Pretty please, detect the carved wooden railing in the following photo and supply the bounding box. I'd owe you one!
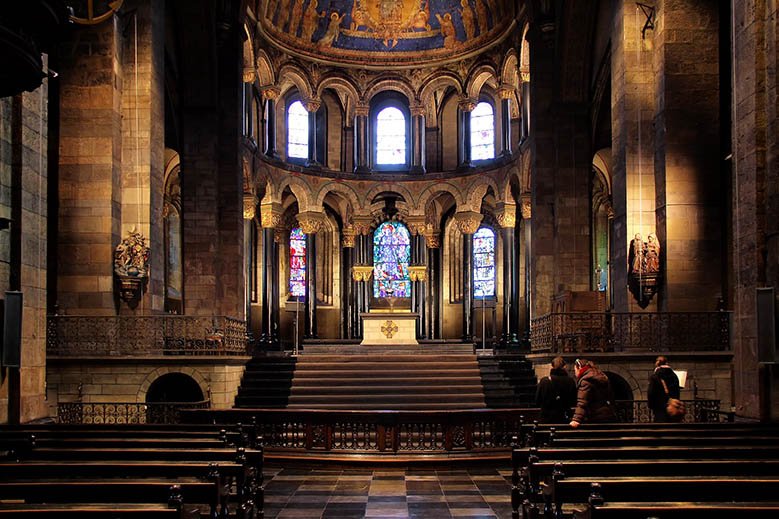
[530,312,731,353]
[47,315,247,356]
[613,399,728,424]
[57,400,211,425]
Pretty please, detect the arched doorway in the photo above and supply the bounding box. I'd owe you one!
[145,373,204,424]
[605,371,634,422]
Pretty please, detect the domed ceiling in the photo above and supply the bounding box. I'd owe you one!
[259,0,515,68]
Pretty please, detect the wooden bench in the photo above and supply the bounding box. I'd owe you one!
[0,503,197,518]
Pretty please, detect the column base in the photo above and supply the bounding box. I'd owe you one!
[456,162,474,173]
[409,165,426,175]
[354,165,371,174]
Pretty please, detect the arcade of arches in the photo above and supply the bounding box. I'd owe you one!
[1,0,779,424]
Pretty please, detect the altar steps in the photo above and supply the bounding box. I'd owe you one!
[300,342,474,354]
[233,356,296,408]
[285,353,486,410]
[478,355,538,408]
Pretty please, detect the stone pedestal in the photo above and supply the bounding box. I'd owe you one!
[360,312,419,345]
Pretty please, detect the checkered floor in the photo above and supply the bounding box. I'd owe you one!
[262,464,513,518]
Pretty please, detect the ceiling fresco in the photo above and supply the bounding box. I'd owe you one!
[259,0,515,67]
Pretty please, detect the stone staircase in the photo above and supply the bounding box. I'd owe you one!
[478,355,538,408]
[234,355,297,408]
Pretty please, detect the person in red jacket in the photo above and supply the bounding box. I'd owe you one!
[569,358,616,428]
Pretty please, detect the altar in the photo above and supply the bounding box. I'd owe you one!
[360,312,419,345]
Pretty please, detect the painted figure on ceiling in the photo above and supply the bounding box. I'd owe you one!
[459,0,475,41]
[289,0,304,37]
[436,12,458,49]
[278,0,292,29]
[406,0,431,32]
[317,11,345,49]
[350,0,372,31]
[302,0,325,42]
[475,0,489,35]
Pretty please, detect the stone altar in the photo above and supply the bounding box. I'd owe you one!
[360,312,419,345]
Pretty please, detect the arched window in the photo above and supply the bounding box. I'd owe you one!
[373,221,411,297]
[473,227,496,297]
[471,101,495,161]
[289,227,306,298]
[376,107,407,165]
[287,100,308,159]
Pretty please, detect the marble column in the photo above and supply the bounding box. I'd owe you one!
[496,202,520,348]
[498,85,514,158]
[354,104,370,173]
[454,211,483,342]
[410,104,426,174]
[260,201,283,350]
[425,228,441,340]
[261,87,280,158]
[407,219,427,338]
[243,195,258,349]
[458,98,476,170]
[304,97,322,168]
[341,225,356,339]
[520,195,532,346]
[297,211,326,338]
[520,72,529,142]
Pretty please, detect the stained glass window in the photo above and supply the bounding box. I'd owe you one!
[471,102,495,161]
[289,227,306,298]
[287,100,308,159]
[373,221,411,297]
[473,227,495,297]
[375,107,406,165]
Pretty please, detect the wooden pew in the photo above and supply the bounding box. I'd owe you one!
[0,503,196,518]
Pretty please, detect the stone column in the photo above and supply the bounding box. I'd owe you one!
[259,201,282,349]
[407,218,427,338]
[425,228,441,340]
[410,104,426,174]
[496,202,520,347]
[454,211,483,342]
[243,195,258,348]
[354,104,370,173]
[520,195,532,345]
[261,87,280,159]
[341,225,356,339]
[458,98,476,170]
[297,211,325,338]
[520,70,530,142]
[304,98,322,168]
[272,227,282,347]
[498,85,514,158]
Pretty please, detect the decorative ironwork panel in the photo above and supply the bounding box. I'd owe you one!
[397,422,445,451]
[48,316,247,356]
[333,422,378,450]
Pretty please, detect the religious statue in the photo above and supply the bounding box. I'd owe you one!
[627,231,661,307]
[114,228,151,307]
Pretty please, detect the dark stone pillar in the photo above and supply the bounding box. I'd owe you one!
[260,226,275,348]
[243,208,255,349]
[271,229,281,347]
[520,80,529,142]
[500,220,519,347]
[354,106,369,173]
[342,229,355,339]
[521,199,531,346]
[499,88,513,158]
[410,106,426,174]
[305,98,321,168]
[304,233,317,338]
[462,233,474,342]
[426,231,441,340]
[262,87,280,158]
[458,99,475,170]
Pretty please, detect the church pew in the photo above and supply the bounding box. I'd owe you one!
[579,501,779,519]
[545,477,779,519]
[0,503,197,518]
[546,434,779,448]
[0,480,220,518]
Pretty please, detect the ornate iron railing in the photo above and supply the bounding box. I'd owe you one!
[47,315,247,356]
[530,312,731,353]
[613,399,728,423]
[57,400,211,425]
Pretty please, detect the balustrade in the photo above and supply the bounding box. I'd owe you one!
[530,312,731,353]
[47,315,247,356]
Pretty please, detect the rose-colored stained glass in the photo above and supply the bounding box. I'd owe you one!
[373,221,411,297]
[289,227,306,297]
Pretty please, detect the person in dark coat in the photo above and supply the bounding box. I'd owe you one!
[647,355,681,422]
[569,359,616,428]
[535,356,577,423]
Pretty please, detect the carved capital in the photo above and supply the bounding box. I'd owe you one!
[243,68,256,83]
[352,265,374,282]
[495,202,517,228]
[520,195,532,220]
[410,104,426,117]
[458,97,478,113]
[260,201,283,228]
[408,265,427,282]
[244,194,258,220]
[520,70,530,83]
[261,86,280,101]
[274,227,285,243]
[405,217,427,236]
[426,232,441,249]
[302,97,321,112]
[342,225,356,248]
[453,211,483,235]
[354,104,369,117]
[498,85,515,100]
[352,216,374,236]
[297,211,326,234]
